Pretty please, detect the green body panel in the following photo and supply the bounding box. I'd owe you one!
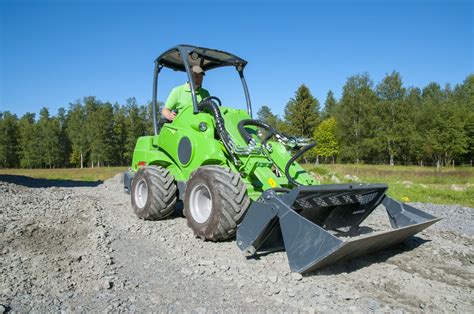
[131,104,320,200]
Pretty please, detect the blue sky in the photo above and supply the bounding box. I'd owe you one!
[1,0,473,118]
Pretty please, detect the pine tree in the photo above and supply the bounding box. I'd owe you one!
[84,96,99,167]
[283,84,320,138]
[85,99,115,167]
[257,105,284,132]
[67,102,88,168]
[125,98,147,163]
[257,105,278,125]
[321,90,338,120]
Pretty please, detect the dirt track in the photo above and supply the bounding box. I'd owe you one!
[1,174,473,312]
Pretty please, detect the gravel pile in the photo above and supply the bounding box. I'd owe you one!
[1,173,473,312]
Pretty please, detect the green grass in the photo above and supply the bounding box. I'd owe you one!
[305,164,474,207]
[2,164,473,207]
[0,167,127,182]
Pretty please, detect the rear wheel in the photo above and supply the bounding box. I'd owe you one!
[184,165,250,241]
[131,166,177,220]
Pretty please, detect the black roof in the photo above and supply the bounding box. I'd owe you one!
[155,45,248,72]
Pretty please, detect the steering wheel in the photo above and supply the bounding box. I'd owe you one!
[199,96,222,107]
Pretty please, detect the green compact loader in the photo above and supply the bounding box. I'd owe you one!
[124,45,440,274]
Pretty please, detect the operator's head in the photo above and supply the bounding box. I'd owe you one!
[191,65,205,88]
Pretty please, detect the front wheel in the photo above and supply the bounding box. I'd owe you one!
[131,166,177,220]
[184,166,250,241]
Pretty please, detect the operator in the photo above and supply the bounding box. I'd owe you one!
[162,65,210,121]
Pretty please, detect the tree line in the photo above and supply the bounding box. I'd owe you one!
[0,97,156,168]
[0,72,472,168]
[258,72,473,167]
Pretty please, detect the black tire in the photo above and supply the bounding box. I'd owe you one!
[184,165,251,241]
[131,166,177,220]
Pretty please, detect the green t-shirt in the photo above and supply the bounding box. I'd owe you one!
[164,83,210,112]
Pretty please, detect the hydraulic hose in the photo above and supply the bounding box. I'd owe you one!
[238,119,292,146]
[284,142,316,187]
[238,119,274,145]
[198,98,239,165]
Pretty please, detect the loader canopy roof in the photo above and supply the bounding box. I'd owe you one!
[155,45,248,72]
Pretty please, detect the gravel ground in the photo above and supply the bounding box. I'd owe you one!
[0,173,473,312]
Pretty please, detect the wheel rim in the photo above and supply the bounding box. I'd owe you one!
[134,178,148,208]
[189,184,212,223]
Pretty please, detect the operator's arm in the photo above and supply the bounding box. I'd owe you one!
[162,107,176,121]
[162,87,179,121]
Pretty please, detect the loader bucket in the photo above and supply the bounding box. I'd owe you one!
[236,184,441,274]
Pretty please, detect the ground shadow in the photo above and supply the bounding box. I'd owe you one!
[173,201,185,217]
[0,174,103,188]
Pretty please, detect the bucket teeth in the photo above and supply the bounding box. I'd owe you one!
[236,184,440,274]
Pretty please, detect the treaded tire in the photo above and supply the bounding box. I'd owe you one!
[131,166,177,220]
[184,165,251,241]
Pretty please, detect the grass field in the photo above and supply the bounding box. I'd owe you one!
[0,167,127,182]
[305,164,474,208]
[1,164,473,207]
